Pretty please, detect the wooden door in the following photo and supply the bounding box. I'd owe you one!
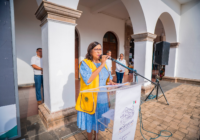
[103,32,118,75]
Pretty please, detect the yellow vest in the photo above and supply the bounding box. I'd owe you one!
[75,59,109,114]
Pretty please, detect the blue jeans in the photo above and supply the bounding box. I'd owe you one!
[116,72,124,83]
[34,75,44,101]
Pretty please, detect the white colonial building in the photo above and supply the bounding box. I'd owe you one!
[14,0,200,129]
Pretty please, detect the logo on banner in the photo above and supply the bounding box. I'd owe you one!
[112,84,141,140]
[119,104,136,133]
[120,132,130,140]
[120,105,134,125]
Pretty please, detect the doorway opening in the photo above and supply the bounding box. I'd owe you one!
[152,18,166,82]
[75,30,79,80]
[103,32,118,75]
[75,30,80,101]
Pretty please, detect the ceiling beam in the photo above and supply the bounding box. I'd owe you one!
[91,0,121,14]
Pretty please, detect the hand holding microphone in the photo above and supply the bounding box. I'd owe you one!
[100,55,110,65]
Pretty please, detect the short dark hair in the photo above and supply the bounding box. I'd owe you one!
[36,48,42,51]
[107,50,111,54]
[85,42,101,60]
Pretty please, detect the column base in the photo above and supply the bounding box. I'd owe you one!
[38,104,77,131]
[141,84,155,95]
[162,76,178,83]
[163,76,200,85]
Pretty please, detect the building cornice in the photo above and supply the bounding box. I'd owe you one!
[35,1,82,26]
[131,32,157,42]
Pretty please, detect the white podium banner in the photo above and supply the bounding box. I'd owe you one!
[112,84,141,140]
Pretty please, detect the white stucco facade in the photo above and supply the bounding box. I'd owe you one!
[14,0,200,113]
[41,20,77,112]
[15,0,125,85]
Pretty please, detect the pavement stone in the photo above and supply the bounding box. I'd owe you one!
[16,82,200,140]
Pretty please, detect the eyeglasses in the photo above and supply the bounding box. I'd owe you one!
[93,49,102,52]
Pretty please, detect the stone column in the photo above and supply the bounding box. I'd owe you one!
[163,42,179,82]
[35,1,82,130]
[132,32,157,94]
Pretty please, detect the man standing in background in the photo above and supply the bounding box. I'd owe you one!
[31,48,43,105]
[106,50,112,75]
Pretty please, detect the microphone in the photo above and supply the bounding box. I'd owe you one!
[99,54,103,59]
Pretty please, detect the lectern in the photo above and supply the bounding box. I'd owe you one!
[80,82,144,140]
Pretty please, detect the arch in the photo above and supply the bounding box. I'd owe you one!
[103,31,118,57]
[75,29,80,80]
[156,12,177,42]
[122,0,147,34]
[75,28,80,101]
[103,31,118,74]
[75,27,81,58]
[103,31,120,55]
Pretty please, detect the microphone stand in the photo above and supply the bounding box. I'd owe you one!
[110,57,169,105]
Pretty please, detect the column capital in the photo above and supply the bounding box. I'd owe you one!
[170,42,180,48]
[131,32,157,42]
[35,1,82,26]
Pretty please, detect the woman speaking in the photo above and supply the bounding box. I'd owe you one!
[75,42,116,140]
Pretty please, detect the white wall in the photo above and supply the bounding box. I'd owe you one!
[15,2,125,85]
[14,0,42,85]
[139,0,180,42]
[76,5,125,62]
[42,20,76,112]
[176,0,200,80]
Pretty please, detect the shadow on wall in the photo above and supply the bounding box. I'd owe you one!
[60,73,77,126]
[62,73,76,109]
[179,0,200,15]
[161,0,181,15]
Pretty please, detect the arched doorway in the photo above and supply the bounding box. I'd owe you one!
[75,30,79,101]
[152,12,177,81]
[75,30,79,79]
[152,18,166,82]
[103,32,118,74]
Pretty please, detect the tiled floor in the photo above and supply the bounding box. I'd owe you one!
[16,80,200,140]
[65,84,200,140]
[17,115,81,140]
[135,84,200,140]
[17,74,200,140]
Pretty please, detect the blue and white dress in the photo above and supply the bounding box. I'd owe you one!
[77,61,113,133]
